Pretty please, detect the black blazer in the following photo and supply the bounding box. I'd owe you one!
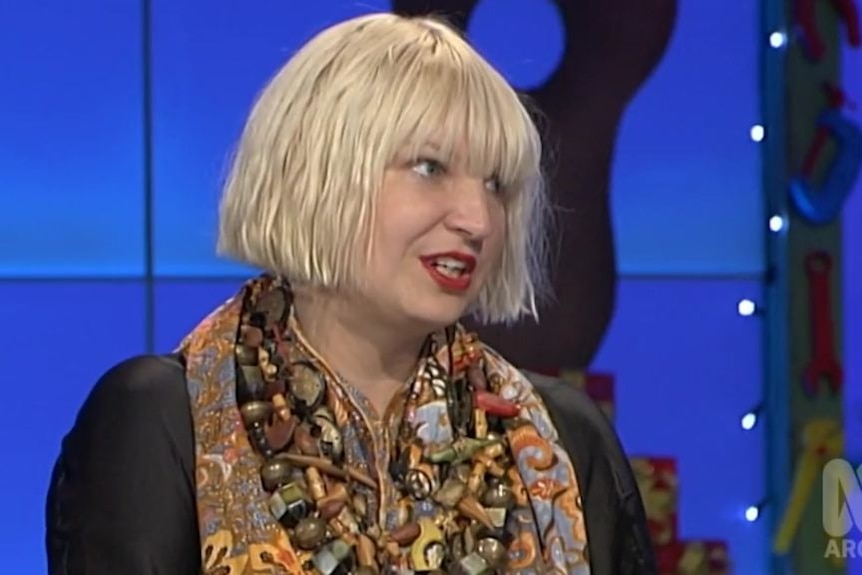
[46,354,657,574]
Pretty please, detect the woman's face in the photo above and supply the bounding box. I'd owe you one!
[355,140,507,334]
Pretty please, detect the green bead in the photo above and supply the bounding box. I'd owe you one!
[312,539,353,575]
[268,482,310,528]
[426,438,496,464]
[452,552,493,575]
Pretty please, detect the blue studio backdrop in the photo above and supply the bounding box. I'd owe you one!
[2,1,829,573]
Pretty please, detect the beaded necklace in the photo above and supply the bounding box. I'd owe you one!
[233,278,529,575]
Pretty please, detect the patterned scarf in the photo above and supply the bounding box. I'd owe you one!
[179,276,590,574]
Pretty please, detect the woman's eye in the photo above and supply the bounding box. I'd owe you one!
[484,176,503,195]
[412,158,445,178]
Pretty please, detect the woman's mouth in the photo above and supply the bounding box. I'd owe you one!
[420,253,477,292]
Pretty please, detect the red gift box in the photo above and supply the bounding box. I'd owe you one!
[655,540,730,575]
[629,457,679,547]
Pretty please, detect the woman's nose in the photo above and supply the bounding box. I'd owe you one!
[444,177,494,241]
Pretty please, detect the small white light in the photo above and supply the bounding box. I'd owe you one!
[741,412,758,430]
[769,215,785,232]
[745,505,760,522]
[750,125,765,142]
[769,31,786,48]
[738,299,757,316]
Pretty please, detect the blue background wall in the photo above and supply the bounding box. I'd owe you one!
[1,1,779,572]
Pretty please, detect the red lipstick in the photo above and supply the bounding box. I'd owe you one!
[419,252,477,292]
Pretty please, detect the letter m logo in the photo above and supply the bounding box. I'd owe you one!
[823,459,862,537]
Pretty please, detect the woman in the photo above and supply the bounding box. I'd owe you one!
[46,12,655,575]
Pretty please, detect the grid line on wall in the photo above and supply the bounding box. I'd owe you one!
[141,0,156,353]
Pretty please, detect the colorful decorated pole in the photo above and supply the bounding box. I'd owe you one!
[765,0,861,573]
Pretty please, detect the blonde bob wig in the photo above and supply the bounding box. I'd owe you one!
[217,12,551,324]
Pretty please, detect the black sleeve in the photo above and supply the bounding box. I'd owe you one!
[524,370,658,575]
[46,354,201,575]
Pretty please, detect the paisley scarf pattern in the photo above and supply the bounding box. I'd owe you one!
[179,276,590,574]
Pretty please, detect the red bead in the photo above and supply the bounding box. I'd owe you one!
[474,390,520,418]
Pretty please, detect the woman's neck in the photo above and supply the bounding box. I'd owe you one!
[291,290,429,415]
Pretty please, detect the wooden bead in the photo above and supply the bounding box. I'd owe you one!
[240,325,264,347]
[334,506,360,534]
[474,391,520,418]
[319,483,348,506]
[468,461,487,494]
[319,498,346,521]
[271,393,292,419]
[294,424,320,456]
[356,534,378,569]
[473,408,488,438]
[456,496,493,530]
[305,467,327,500]
[265,416,296,451]
[389,522,421,546]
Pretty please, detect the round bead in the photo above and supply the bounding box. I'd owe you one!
[237,365,267,403]
[405,469,433,500]
[293,517,328,550]
[240,325,264,347]
[314,418,343,461]
[240,401,272,427]
[290,363,325,412]
[255,289,287,324]
[236,344,258,366]
[248,426,274,458]
[481,481,514,509]
[477,537,507,567]
[260,459,292,492]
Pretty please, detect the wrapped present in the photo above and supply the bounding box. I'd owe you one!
[629,457,678,547]
[534,368,615,421]
[655,540,730,575]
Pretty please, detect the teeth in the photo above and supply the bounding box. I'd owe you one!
[433,258,466,270]
[432,258,467,278]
